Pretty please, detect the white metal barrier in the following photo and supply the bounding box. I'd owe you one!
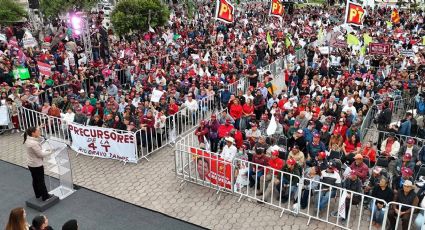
[233,158,302,216]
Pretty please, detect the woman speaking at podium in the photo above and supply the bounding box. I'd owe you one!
[24,127,53,201]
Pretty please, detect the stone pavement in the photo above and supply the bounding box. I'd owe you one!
[1,132,339,230]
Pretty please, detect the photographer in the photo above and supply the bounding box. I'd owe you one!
[376,101,392,147]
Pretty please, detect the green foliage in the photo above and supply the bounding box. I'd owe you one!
[0,0,27,25]
[40,0,98,18]
[111,0,170,36]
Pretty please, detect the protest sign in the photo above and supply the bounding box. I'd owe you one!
[368,43,391,55]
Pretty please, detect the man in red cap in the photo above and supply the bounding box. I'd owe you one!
[398,138,420,163]
[393,153,415,176]
[257,150,284,202]
[278,158,301,202]
[319,125,331,145]
[392,167,414,197]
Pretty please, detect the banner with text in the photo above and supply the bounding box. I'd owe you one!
[68,123,137,163]
[369,43,391,55]
[190,147,232,189]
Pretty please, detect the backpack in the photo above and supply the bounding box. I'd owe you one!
[418,99,425,115]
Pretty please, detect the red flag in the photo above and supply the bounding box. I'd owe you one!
[215,0,235,24]
[345,1,365,26]
[391,9,400,24]
[269,0,284,18]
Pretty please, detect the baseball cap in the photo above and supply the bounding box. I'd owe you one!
[225,118,232,124]
[401,167,413,177]
[354,154,363,160]
[313,132,320,138]
[349,170,358,177]
[407,138,415,144]
[321,125,329,131]
[272,150,279,156]
[294,121,300,126]
[373,167,382,174]
[296,129,304,135]
[318,152,326,159]
[403,180,413,187]
[286,158,296,166]
[403,153,412,160]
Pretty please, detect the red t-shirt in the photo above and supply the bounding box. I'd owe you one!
[344,140,361,154]
[242,104,254,115]
[230,104,243,119]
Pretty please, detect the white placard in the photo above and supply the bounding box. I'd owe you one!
[68,123,137,163]
[0,106,9,126]
[150,89,164,103]
[0,34,6,43]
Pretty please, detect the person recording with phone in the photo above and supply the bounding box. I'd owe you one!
[24,127,53,201]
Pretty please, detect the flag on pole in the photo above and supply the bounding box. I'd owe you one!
[347,33,360,46]
[285,34,293,48]
[391,8,400,24]
[363,33,373,46]
[266,32,274,49]
[215,0,235,24]
[269,0,284,18]
[344,1,365,26]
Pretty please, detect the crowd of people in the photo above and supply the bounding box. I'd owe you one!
[4,207,78,230]
[186,3,425,230]
[1,0,425,229]
[0,2,288,140]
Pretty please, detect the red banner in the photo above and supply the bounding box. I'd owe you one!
[345,1,365,26]
[37,61,52,76]
[368,43,391,55]
[215,0,235,24]
[269,0,284,18]
[190,147,232,189]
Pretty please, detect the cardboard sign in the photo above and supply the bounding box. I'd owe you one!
[215,0,235,24]
[400,50,415,57]
[368,43,391,55]
[37,61,52,76]
[345,1,365,26]
[13,67,30,80]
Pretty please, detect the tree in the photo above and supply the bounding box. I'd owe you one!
[40,0,98,18]
[111,0,170,36]
[0,0,27,25]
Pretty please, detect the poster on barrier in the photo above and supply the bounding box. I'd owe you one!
[190,147,232,189]
[0,106,9,126]
[68,123,137,163]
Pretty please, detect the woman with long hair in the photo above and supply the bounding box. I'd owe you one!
[24,127,53,201]
[5,207,28,230]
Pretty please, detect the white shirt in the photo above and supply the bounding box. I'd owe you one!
[221,145,237,162]
[132,97,141,108]
[321,171,342,184]
[284,101,297,110]
[61,112,75,124]
[184,99,198,111]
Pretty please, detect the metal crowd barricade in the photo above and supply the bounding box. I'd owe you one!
[135,94,218,162]
[363,128,425,147]
[359,96,417,142]
[17,106,70,144]
[385,201,425,230]
[233,158,302,216]
[298,177,389,230]
[175,142,234,198]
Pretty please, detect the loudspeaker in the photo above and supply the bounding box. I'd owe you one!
[29,0,40,9]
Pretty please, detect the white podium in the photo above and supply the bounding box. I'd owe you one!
[42,138,75,200]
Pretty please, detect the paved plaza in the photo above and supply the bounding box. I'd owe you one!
[0,132,343,230]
